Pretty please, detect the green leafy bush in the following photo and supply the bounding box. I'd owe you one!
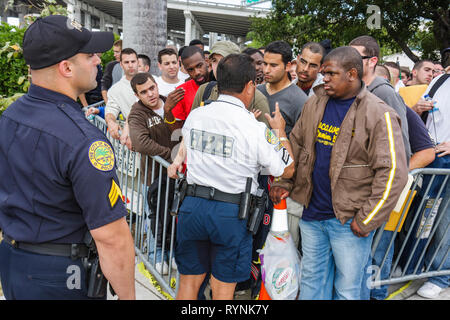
[0,23,29,97]
[101,33,121,67]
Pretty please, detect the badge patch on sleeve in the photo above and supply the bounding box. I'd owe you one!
[265,128,280,145]
[89,140,115,171]
[108,179,123,208]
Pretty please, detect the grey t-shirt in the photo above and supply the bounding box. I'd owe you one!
[257,83,308,137]
[367,77,412,160]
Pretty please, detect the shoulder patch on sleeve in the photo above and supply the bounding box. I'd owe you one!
[265,127,280,145]
[108,179,123,208]
[88,140,115,171]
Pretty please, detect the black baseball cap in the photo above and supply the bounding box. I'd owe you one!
[23,15,114,70]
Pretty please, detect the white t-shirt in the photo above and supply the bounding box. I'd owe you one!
[178,70,190,82]
[155,76,184,97]
[154,100,165,118]
[422,74,450,144]
[182,94,293,194]
[105,76,137,119]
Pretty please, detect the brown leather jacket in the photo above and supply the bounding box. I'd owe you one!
[273,84,408,234]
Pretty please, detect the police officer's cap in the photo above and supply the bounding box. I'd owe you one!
[23,15,114,70]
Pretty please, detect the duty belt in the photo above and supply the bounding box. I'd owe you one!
[186,184,242,205]
[3,234,89,260]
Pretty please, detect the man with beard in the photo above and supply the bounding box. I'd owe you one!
[163,46,210,130]
[294,42,325,97]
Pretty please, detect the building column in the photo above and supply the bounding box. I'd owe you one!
[99,13,106,31]
[209,32,217,48]
[184,10,192,46]
[84,12,91,30]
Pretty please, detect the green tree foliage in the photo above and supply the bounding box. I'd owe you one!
[249,0,449,61]
[0,23,29,97]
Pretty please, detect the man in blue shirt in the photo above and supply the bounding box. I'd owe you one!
[0,15,135,300]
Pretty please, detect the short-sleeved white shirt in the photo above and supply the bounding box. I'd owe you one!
[182,94,293,194]
[155,76,184,97]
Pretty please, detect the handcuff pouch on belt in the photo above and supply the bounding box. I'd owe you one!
[170,177,188,216]
[247,187,268,235]
[82,232,115,298]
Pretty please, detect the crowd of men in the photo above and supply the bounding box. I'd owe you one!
[86,35,449,301]
[0,15,448,301]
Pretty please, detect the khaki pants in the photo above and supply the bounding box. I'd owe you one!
[286,197,303,248]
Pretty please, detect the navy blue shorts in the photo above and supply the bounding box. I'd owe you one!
[175,196,252,283]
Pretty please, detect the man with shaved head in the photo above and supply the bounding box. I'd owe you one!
[270,46,408,300]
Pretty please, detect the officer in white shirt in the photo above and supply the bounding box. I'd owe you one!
[168,54,295,300]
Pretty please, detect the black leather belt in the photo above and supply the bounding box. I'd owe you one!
[2,234,89,260]
[186,184,242,205]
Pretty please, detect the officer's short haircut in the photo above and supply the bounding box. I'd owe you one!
[158,48,177,64]
[349,35,380,59]
[180,45,204,62]
[265,41,293,66]
[323,46,363,80]
[217,53,256,94]
[300,42,326,63]
[130,72,156,94]
[242,47,264,59]
[120,47,138,61]
[138,54,151,69]
[376,65,392,82]
[413,59,434,70]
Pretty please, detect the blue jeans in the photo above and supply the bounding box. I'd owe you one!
[361,230,395,300]
[424,182,450,289]
[299,218,374,300]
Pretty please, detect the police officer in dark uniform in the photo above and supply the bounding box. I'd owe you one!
[0,15,135,300]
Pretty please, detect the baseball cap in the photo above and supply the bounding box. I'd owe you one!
[209,41,240,59]
[23,15,114,70]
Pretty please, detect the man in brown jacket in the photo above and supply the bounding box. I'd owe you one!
[128,72,177,274]
[270,47,408,300]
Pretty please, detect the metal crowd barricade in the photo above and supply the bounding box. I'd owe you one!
[86,110,179,298]
[370,168,450,290]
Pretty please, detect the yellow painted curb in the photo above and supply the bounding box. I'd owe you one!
[385,281,412,300]
[137,262,176,300]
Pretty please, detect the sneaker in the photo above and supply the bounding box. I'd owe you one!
[417,281,443,299]
[155,261,169,275]
[392,266,402,277]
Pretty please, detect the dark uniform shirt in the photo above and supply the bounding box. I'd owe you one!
[0,84,127,244]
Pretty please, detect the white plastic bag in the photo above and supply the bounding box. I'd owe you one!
[259,230,301,300]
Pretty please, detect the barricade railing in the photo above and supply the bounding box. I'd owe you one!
[87,113,179,298]
[369,167,450,290]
